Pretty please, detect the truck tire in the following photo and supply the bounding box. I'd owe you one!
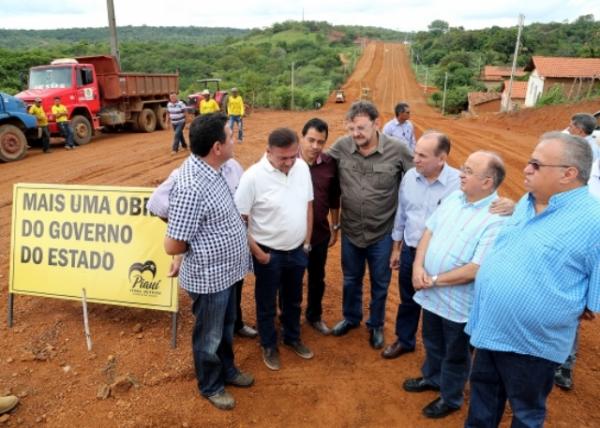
[138,108,156,133]
[155,106,167,130]
[71,115,93,145]
[0,124,28,162]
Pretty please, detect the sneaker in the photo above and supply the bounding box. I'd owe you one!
[309,320,331,335]
[236,325,258,338]
[65,146,72,150]
[206,390,235,410]
[170,150,177,155]
[261,347,281,371]
[226,372,254,387]
[284,340,314,359]
[43,149,53,154]
[554,367,573,390]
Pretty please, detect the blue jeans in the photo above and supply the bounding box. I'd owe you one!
[58,122,74,147]
[465,349,558,428]
[171,121,187,151]
[228,115,243,141]
[421,310,470,408]
[394,245,420,349]
[188,286,239,397]
[305,237,329,323]
[253,245,308,349]
[341,234,393,329]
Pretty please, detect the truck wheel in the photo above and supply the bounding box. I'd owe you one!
[0,124,28,162]
[155,106,167,130]
[71,115,93,145]
[138,108,156,133]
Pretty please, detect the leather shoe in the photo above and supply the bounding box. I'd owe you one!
[422,397,459,419]
[403,377,440,393]
[369,327,384,349]
[381,340,415,359]
[554,367,573,390]
[235,325,258,338]
[331,319,358,337]
[309,320,331,335]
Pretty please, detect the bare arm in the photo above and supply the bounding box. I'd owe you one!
[305,201,313,248]
[329,208,340,247]
[412,229,433,289]
[241,214,270,264]
[389,239,403,270]
[164,236,188,256]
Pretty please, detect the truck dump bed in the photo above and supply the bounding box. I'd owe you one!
[75,55,178,100]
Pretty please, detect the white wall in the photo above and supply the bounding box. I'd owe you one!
[525,70,544,107]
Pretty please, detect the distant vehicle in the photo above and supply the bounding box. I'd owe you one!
[16,55,179,145]
[360,87,372,102]
[0,92,38,162]
[335,90,345,103]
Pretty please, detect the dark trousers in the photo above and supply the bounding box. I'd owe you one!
[58,121,74,147]
[394,245,420,349]
[40,126,50,151]
[188,286,238,397]
[421,309,471,408]
[253,245,308,349]
[171,121,187,151]
[305,237,329,323]
[465,349,558,428]
[234,279,246,332]
[341,234,393,329]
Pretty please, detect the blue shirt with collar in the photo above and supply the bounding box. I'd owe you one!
[392,163,461,247]
[466,187,600,363]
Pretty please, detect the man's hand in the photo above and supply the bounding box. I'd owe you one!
[412,265,432,290]
[490,197,515,216]
[255,250,271,265]
[329,227,338,247]
[167,254,183,277]
[390,247,400,270]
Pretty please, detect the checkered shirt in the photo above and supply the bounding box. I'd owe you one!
[167,155,251,294]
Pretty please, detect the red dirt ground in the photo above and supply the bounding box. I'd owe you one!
[0,42,599,427]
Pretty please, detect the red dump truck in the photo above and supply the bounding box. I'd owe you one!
[16,55,178,145]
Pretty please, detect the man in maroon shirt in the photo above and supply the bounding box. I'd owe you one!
[299,118,341,335]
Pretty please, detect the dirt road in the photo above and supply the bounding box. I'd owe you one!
[0,42,598,427]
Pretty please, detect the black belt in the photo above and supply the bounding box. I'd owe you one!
[258,243,302,255]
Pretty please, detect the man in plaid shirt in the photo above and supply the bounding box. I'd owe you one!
[164,113,253,411]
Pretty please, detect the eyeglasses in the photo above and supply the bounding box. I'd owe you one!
[527,160,571,171]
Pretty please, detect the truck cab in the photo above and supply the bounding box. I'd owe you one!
[0,92,38,162]
[17,59,99,145]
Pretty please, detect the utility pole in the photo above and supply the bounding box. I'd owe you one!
[106,0,120,67]
[291,62,295,111]
[441,71,449,115]
[502,14,525,112]
[424,67,428,94]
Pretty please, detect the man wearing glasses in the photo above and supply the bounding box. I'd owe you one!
[402,150,507,419]
[465,133,600,427]
[383,102,417,153]
[327,101,413,349]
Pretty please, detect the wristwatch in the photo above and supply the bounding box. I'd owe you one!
[303,243,312,253]
[332,223,341,231]
[431,275,439,286]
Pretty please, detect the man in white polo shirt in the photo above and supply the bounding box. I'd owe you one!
[235,128,314,371]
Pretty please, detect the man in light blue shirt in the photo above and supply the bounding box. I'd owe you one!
[382,102,417,153]
[402,151,506,419]
[465,132,600,427]
[567,113,599,160]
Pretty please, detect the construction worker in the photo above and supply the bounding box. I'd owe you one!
[28,97,51,153]
[227,88,245,143]
[51,96,75,150]
[199,90,220,115]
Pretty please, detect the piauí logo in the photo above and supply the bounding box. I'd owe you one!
[128,260,161,291]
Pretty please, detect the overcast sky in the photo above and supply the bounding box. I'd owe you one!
[0,0,596,31]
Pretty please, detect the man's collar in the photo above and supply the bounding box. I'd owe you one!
[461,190,498,208]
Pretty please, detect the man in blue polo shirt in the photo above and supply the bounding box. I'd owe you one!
[465,132,600,427]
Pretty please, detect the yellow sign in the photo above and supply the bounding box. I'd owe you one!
[9,183,177,312]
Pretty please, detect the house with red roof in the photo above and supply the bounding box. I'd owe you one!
[524,56,600,106]
[501,80,528,110]
[479,66,526,90]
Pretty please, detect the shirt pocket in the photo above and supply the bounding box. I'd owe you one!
[373,163,397,190]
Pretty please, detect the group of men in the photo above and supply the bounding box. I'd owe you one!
[152,99,600,428]
[27,96,75,152]
[166,88,245,155]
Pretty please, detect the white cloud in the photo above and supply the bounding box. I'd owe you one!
[0,0,596,31]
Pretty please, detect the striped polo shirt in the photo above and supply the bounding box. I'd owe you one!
[166,101,187,125]
[413,190,505,323]
[466,187,600,363]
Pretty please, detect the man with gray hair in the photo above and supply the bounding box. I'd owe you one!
[327,101,413,349]
[403,151,507,419]
[465,132,600,427]
[567,112,599,160]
